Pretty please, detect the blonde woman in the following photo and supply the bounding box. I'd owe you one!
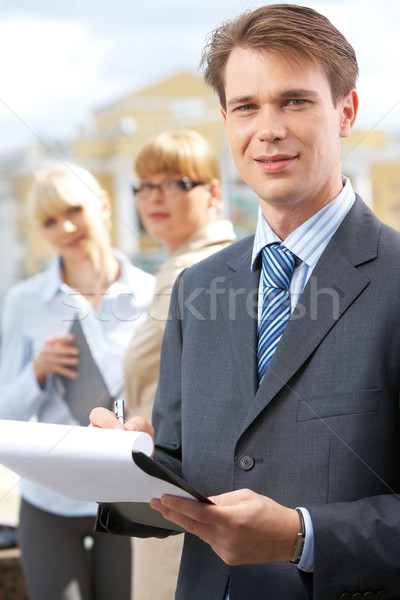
[123,130,236,600]
[0,163,154,600]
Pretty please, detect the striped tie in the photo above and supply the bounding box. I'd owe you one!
[257,243,296,382]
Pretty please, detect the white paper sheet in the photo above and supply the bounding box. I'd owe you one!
[0,420,196,503]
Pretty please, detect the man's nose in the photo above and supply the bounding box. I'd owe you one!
[257,107,287,142]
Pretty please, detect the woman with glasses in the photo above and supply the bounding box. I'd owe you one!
[0,163,155,600]
[124,130,236,600]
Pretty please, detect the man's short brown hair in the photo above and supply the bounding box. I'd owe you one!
[201,3,358,109]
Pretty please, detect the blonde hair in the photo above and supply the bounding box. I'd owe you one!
[135,130,221,182]
[28,162,108,227]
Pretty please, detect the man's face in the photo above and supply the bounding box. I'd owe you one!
[221,48,357,226]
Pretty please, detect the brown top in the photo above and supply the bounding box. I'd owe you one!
[123,220,236,421]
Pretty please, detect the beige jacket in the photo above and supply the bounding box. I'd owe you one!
[123,219,236,421]
[124,220,235,600]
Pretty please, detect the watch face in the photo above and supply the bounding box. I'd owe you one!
[291,534,305,564]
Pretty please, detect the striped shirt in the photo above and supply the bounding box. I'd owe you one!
[247,176,355,576]
[251,176,356,314]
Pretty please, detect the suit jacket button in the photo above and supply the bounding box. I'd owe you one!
[238,454,255,471]
[362,594,375,600]
[351,594,363,600]
[376,592,387,599]
[339,594,352,600]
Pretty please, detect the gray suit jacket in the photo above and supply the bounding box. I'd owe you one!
[149,197,400,600]
[96,197,399,599]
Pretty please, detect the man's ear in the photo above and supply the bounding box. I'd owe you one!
[339,89,359,138]
[221,106,227,124]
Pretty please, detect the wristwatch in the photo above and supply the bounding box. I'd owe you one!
[291,508,306,564]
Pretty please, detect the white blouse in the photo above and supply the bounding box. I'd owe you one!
[0,250,155,516]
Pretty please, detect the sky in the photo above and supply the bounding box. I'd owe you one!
[0,0,399,154]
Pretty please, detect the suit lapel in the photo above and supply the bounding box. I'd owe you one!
[239,196,381,433]
[218,237,260,404]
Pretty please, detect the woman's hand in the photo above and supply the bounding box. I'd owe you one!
[33,333,79,389]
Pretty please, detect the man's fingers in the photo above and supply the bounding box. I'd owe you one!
[88,409,155,442]
[151,495,219,526]
[90,407,123,429]
[127,417,154,437]
[150,498,202,535]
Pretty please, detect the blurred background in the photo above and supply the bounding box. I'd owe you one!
[0,0,399,524]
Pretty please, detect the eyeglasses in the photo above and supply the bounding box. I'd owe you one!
[132,177,204,199]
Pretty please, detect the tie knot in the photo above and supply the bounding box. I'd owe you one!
[261,243,295,290]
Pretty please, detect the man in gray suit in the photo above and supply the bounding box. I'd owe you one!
[91,4,400,599]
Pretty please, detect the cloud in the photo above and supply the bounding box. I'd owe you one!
[0,0,399,152]
[0,14,112,146]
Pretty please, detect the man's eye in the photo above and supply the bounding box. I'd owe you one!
[238,103,256,111]
[288,99,307,106]
[43,217,56,228]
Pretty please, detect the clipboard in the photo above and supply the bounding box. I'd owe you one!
[59,319,114,425]
[0,420,212,537]
[96,451,213,536]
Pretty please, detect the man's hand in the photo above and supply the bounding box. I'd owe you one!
[150,488,300,565]
[89,407,155,451]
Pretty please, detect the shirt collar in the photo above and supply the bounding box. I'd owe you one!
[40,249,135,303]
[251,176,355,271]
[107,248,139,296]
[40,256,64,303]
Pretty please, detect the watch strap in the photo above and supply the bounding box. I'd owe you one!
[291,508,306,564]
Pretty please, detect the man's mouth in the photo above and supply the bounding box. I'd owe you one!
[257,154,296,162]
[255,155,297,172]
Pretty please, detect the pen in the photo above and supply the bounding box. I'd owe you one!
[114,399,125,424]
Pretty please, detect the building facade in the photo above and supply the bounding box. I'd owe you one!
[0,70,399,306]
